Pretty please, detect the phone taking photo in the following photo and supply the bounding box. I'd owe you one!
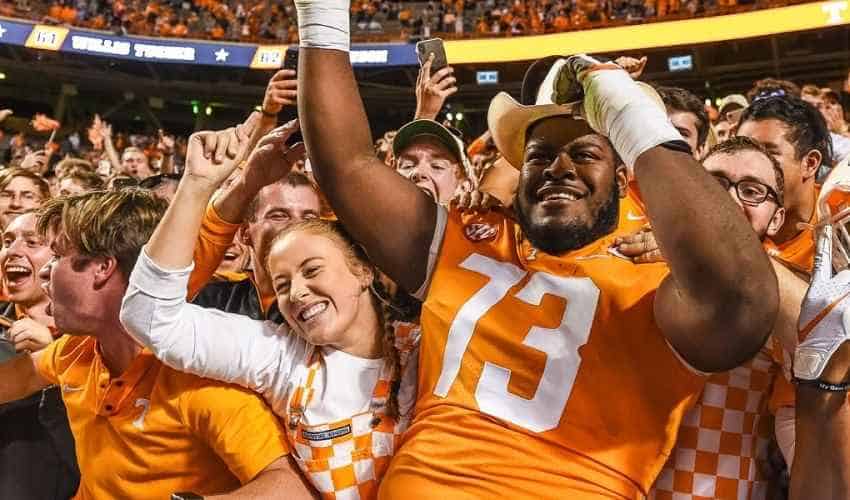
[283,48,298,72]
[416,38,448,73]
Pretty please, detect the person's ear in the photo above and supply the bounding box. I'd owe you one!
[91,255,120,288]
[239,223,251,247]
[801,149,823,182]
[615,163,628,199]
[767,206,786,238]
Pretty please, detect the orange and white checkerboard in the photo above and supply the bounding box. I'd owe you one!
[291,411,403,500]
[286,323,418,500]
[649,341,782,500]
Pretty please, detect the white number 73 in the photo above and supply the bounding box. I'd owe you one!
[434,254,600,433]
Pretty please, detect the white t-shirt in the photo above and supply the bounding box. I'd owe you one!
[120,249,417,424]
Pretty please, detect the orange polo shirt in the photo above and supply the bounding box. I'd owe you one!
[36,335,290,500]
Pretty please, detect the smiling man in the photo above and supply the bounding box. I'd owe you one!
[0,189,316,500]
[295,4,779,495]
[0,168,49,230]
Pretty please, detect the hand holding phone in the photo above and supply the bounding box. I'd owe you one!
[416,38,448,73]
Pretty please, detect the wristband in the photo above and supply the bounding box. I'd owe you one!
[260,108,277,118]
[793,377,850,392]
[294,0,351,53]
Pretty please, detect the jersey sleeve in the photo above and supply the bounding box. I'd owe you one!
[182,379,290,484]
[187,201,241,300]
[413,205,449,301]
[121,247,300,396]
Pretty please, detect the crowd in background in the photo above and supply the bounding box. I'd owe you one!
[0,0,803,43]
[1,9,850,494]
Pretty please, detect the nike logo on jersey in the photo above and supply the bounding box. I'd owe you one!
[626,212,646,221]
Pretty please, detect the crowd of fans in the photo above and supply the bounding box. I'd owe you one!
[0,0,804,43]
[3,4,850,497]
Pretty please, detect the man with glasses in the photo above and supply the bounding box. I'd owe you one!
[0,168,49,230]
[648,136,806,500]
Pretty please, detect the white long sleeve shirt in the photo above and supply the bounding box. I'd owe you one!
[120,249,417,423]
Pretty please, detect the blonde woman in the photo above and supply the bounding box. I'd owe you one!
[120,119,418,499]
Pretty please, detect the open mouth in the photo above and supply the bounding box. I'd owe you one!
[296,301,329,323]
[417,184,437,202]
[223,251,240,261]
[537,184,587,203]
[4,264,32,287]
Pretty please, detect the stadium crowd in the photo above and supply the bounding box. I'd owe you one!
[1,0,806,43]
[3,1,850,498]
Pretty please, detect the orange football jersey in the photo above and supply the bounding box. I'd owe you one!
[617,183,649,234]
[379,208,706,499]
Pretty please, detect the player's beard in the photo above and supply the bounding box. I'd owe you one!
[515,176,620,256]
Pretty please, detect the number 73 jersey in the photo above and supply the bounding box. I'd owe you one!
[379,208,707,500]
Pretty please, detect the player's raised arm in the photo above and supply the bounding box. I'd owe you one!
[790,223,850,499]
[295,0,436,292]
[571,55,779,372]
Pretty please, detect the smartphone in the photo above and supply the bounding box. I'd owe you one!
[416,38,447,73]
[283,48,298,71]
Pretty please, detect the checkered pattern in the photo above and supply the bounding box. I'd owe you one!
[285,324,418,500]
[649,340,783,500]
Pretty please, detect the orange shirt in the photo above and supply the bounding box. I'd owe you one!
[765,186,820,275]
[188,202,242,299]
[36,335,289,500]
[380,208,705,499]
[617,182,648,235]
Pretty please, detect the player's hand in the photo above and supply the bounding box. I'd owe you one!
[415,54,457,121]
[614,56,647,80]
[612,225,663,263]
[453,183,501,213]
[262,69,298,116]
[0,109,13,123]
[795,223,850,384]
[185,112,261,190]
[9,318,53,353]
[240,119,306,194]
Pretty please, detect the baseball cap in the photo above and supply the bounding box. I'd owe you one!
[717,94,748,115]
[392,119,473,179]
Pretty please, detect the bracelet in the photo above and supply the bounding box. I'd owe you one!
[793,377,850,392]
[260,108,277,118]
[659,140,693,156]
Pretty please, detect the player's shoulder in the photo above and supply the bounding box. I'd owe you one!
[50,335,95,369]
[445,206,516,246]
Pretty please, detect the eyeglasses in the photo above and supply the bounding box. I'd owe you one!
[712,174,780,206]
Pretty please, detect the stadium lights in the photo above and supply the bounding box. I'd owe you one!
[0,73,6,80]
[205,105,213,116]
[447,112,453,121]
[191,101,199,115]
[456,112,464,121]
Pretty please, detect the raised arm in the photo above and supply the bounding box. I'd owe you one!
[122,118,306,393]
[789,223,850,499]
[120,248,299,396]
[572,55,778,371]
[296,5,436,292]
